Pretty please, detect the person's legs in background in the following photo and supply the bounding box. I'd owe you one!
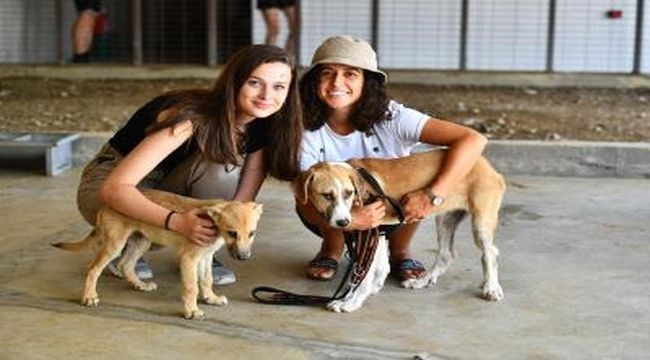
[261,7,281,48]
[281,4,297,56]
[71,0,101,63]
[259,0,298,56]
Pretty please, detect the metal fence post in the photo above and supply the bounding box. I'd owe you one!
[132,0,143,65]
[207,0,218,66]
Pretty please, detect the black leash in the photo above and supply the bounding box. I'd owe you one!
[250,166,401,307]
[251,229,380,306]
[354,167,406,224]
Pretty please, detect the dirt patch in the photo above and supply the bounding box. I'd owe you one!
[1,77,649,141]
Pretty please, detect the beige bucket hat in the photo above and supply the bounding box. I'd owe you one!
[307,35,387,83]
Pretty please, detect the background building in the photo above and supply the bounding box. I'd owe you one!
[1,0,648,74]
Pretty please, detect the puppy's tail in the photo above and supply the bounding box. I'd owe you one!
[52,230,97,252]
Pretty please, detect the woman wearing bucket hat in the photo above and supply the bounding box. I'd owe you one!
[296,35,487,284]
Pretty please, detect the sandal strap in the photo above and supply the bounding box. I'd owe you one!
[391,258,425,271]
[308,256,338,270]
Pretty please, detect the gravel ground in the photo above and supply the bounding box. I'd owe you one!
[1,77,649,142]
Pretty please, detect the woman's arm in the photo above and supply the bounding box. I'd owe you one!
[100,120,217,246]
[420,117,487,196]
[232,149,266,202]
[401,117,487,222]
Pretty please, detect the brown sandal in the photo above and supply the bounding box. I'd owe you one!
[306,255,339,281]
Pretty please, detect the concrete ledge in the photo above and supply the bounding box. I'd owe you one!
[73,133,650,178]
[72,132,110,167]
[486,140,650,178]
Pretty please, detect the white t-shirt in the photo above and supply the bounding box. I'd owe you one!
[299,100,429,171]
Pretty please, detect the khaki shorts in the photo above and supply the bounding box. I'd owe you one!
[76,143,241,225]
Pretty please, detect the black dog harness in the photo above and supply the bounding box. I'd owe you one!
[251,166,405,307]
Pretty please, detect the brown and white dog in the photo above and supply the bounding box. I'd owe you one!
[293,149,506,312]
[54,189,263,320]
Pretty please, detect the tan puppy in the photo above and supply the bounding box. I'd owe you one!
[294,149,506,312]
[54,189,263,320]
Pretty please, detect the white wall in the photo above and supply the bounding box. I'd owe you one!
[553,0,637,72]
[378,0,462,70]
[466,0,550,71]
[0,0,70,63]
[0,0,26,62]
[299,0,373,66]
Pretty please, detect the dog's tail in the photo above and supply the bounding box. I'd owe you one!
[52,230,97,252]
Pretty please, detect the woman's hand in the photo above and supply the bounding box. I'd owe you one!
[400,190,433,223]
[169,208,218,246]
[350,200,386,230]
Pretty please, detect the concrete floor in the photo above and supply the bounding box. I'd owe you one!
[1,165,649,360]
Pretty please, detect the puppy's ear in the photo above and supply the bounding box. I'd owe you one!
[253,203,263,215]
[350,171,366,203]
[201,203,226,221]
[293,170,315,205]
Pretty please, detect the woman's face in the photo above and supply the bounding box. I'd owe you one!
[236,61,292,123]
[316,64,364,112]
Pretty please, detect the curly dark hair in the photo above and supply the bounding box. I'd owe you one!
[299,65,391,135]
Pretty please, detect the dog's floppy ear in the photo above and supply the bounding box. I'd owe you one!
[293,170,315,205]
[349,170,366,204]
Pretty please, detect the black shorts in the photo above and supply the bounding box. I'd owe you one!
[295,207,402,238]
[257,0,296,10]
[74,0,102,12]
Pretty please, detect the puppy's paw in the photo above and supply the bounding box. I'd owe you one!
[204,294,228,306]
[326,300,345,313]
[369,282,384,295]
[184,309,206,320]
[134,281,157,292]
[81,296,99,307]
[327,299,361,313]
[482,282,504,301]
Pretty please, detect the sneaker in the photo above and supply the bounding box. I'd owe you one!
[212,259,236,286]
[107,257,154,280]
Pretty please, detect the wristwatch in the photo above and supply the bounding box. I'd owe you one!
[424,188,444,206]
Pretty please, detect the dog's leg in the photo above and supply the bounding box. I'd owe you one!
[81,227,129,306]
[120,234,157,292]
[403,211,466,289]
[327,234,388,313]
[371,235,390,294]
[472,208,504,301]
[198,251,228,307]
[179,251,204,320]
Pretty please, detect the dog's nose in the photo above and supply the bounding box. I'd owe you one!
[236,252,251,261]
[336,219,350,227]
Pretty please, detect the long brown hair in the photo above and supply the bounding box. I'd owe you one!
[147,44,303,181]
